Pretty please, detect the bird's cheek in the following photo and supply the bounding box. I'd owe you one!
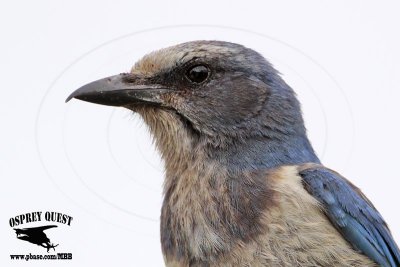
[195,84,267,125]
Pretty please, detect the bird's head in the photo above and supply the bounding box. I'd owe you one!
[67,41,308,158]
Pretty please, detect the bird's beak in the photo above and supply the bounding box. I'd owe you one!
[66,73,172,107]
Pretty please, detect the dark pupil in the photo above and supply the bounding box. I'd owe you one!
[187,65,209,83]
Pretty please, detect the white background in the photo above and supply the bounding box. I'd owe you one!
[1,1,399,266]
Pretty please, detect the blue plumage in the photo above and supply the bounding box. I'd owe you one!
[300,166,400,267]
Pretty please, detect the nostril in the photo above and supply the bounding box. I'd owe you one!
[121,73,139,83]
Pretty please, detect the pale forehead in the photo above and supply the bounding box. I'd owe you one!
[132,41,244,75]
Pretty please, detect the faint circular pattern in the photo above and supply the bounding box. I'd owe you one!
[106,109,162,192]
[35,24,355,231]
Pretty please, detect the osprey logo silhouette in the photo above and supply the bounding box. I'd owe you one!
[9,211,73,261]
[14,225,59,252]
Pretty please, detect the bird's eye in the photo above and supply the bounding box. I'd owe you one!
[186,65,210,83]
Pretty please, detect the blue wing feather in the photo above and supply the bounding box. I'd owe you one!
[299,166,400,267]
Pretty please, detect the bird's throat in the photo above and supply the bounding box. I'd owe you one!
[137,107,320,263]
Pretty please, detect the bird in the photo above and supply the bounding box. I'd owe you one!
[66,40,400,266]
[14,225,59,252]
